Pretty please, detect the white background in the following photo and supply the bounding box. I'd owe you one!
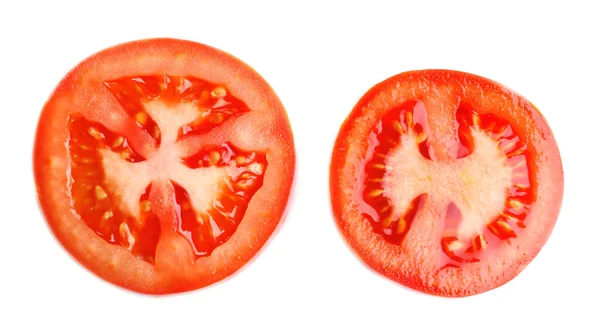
[1,0,598,330]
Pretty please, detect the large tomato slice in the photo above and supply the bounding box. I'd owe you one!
[330,70,563,297]
[33,38,295,294]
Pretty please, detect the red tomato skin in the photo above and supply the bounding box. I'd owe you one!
[34,38,295,294]
[330,69,563,297]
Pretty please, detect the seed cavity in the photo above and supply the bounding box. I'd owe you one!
[360,100,535,268]
[173,143,268,257]
[360,100,431,245]
[68,115,157,263]
[68,75,265,264]
[435,103,536,266]
[174,143,268,257]
[106,75,252,147]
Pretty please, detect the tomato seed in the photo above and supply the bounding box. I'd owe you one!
[392,120,403,133]
[240,178,257,188]
[380,204,392,214]
[506,146,527,158]
[112,136,124,148]
[497,220,513,232]
[140,200,151,212]
[501,139,519,154]
[135,112,148,125]
[95,185,108,200]
[447,240,463,251]
[209,113,224,124]
[368,189,385,197]
[102,210,113,221]
[235,155,246,165]
[472,113,481,128]
[396,218,407,234]
[209,151,221,165]
[404,111,413,127]
[382,215,394,228]
[508,199,523,209]
[211,86,227,98]
[248,162,264,174]
[88,127,103,140]
[119,222,133,247]
[478,235,487,250]
[514,183,528,190]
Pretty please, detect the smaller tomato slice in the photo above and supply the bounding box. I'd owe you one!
[34,39,295,294]
[330,70,563,297]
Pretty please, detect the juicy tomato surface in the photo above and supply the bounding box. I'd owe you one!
[330,70,563,297]
[33,38,295,294]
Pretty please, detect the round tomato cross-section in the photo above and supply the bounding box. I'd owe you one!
[33,39,295,294]
[330,70,563,297]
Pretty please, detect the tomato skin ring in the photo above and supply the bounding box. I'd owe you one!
[33,38,295,294]
[330,69,563,297]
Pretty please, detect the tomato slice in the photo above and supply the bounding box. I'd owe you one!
[330,70,563,297]
[33,39,295,294]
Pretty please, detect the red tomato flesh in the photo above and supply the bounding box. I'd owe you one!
[330,70,563,297]
[34,39,295,294]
